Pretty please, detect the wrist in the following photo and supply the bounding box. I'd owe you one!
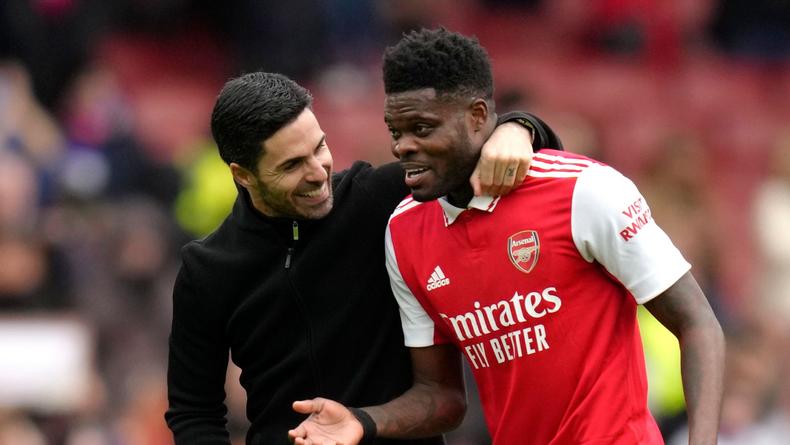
[496,112,535,144]
[496,111,564,151]
[349,407,377,444]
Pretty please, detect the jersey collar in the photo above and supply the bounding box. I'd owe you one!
[438,195,501,226]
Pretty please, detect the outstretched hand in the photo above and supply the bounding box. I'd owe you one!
[288,398,364,445]
[471,121,533,197]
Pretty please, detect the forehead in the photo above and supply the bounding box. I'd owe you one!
[384,88,457,122]
[260,108,323,164]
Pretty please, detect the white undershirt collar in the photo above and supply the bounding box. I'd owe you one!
[437,195,501,226]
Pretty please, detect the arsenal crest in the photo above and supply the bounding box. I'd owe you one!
[508,230,540,274]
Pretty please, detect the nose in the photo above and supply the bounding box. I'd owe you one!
[304,154,329,183]
[392,135,418,159]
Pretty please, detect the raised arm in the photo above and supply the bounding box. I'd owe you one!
[472,120,533,197]
[644,271,725,445]
[471,111,564,197]
[288,344,466,444]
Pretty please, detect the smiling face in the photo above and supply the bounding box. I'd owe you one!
[385,88,487,203]
[230,108,334,219]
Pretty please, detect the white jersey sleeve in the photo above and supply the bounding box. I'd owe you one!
[385,224,437,347]
[571,164,691,304]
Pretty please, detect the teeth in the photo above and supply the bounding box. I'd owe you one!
[298,185,324,197]
[406,168,428,178]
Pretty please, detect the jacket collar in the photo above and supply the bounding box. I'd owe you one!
[230,183,318,235]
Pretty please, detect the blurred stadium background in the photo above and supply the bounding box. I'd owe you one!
[0,0,789,443]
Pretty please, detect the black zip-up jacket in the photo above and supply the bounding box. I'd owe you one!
[166,161,442,444]
[166,113,560,444]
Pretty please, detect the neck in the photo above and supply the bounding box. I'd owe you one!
[446,115,497,208]
[447,186,474,208]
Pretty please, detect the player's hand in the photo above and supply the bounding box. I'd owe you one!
[471,121,533,197]
[288,398,364,445]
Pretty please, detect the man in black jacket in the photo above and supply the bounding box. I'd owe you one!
[165,71,556,444]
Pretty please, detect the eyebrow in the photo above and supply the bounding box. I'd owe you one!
[315,134,327,151]
[277,134,327,169]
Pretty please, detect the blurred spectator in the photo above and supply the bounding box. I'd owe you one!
[0,409,46,445]
[224,363,250,445]
[542,0,716,65]
[752,132,790,324]
[208,0,330,81]
[639,132,728,316]
[0,230,71,310]
[0,61,66,174]
[631,132,728,438]
[668,318,787,444]
[320,0,387,66]
[173,142,236,237]
[481,0,542,9]
[0,151,39,231]
[711,0,790,60]
[0,2,787,443]
[0,0,111,108]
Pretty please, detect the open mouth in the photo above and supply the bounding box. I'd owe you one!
[295,183,329,202]
[403,166,431,188]
[405,167,428,178]
[297,188,324,198]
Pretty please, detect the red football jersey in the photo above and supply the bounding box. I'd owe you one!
[386,150,689,444]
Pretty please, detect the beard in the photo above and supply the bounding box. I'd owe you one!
[251,177,334,220]
[411,135,479,204]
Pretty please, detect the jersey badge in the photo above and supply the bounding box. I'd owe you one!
[508,230,540,274]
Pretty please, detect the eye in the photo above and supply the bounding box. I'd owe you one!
[388,128,401,140]
[281,159,300,172]
[414,124,432,137]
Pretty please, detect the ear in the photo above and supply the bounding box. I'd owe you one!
[468,98,490,132]
[229,162,256,189]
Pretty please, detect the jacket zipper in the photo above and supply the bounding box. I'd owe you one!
[284,221,299,269]
[283,221,323,393]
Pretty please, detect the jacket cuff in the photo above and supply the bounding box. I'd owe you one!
[496,111,564,151]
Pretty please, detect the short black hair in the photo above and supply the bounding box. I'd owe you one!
[211,72,312,171]
[383,27,494,101]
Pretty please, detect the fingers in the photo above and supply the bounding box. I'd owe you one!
[293,437,314,445]
[470,160,491,197]
[473,156,520,197]
[288,426,306,442]
[492,161,520,196]
[291,434,336,445]
[292,398,325,414]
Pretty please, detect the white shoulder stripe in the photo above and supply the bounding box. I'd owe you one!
[531,159,585,172]
[534,152,597,167]
[390,198,424,221]
[395,196,414,209]
[527,170,583,178]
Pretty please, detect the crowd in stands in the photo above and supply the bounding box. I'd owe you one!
[0,1,788,443]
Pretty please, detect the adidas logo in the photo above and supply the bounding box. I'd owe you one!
[426,266,450,291]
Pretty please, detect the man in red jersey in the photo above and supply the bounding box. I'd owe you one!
[288,28,725,445]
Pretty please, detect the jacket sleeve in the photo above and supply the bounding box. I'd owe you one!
[359,161,411,215]
[497,110,564,151]
[165,256,232,444]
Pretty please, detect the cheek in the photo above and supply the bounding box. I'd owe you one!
[265,175,297,199]
[319,149,334,168]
